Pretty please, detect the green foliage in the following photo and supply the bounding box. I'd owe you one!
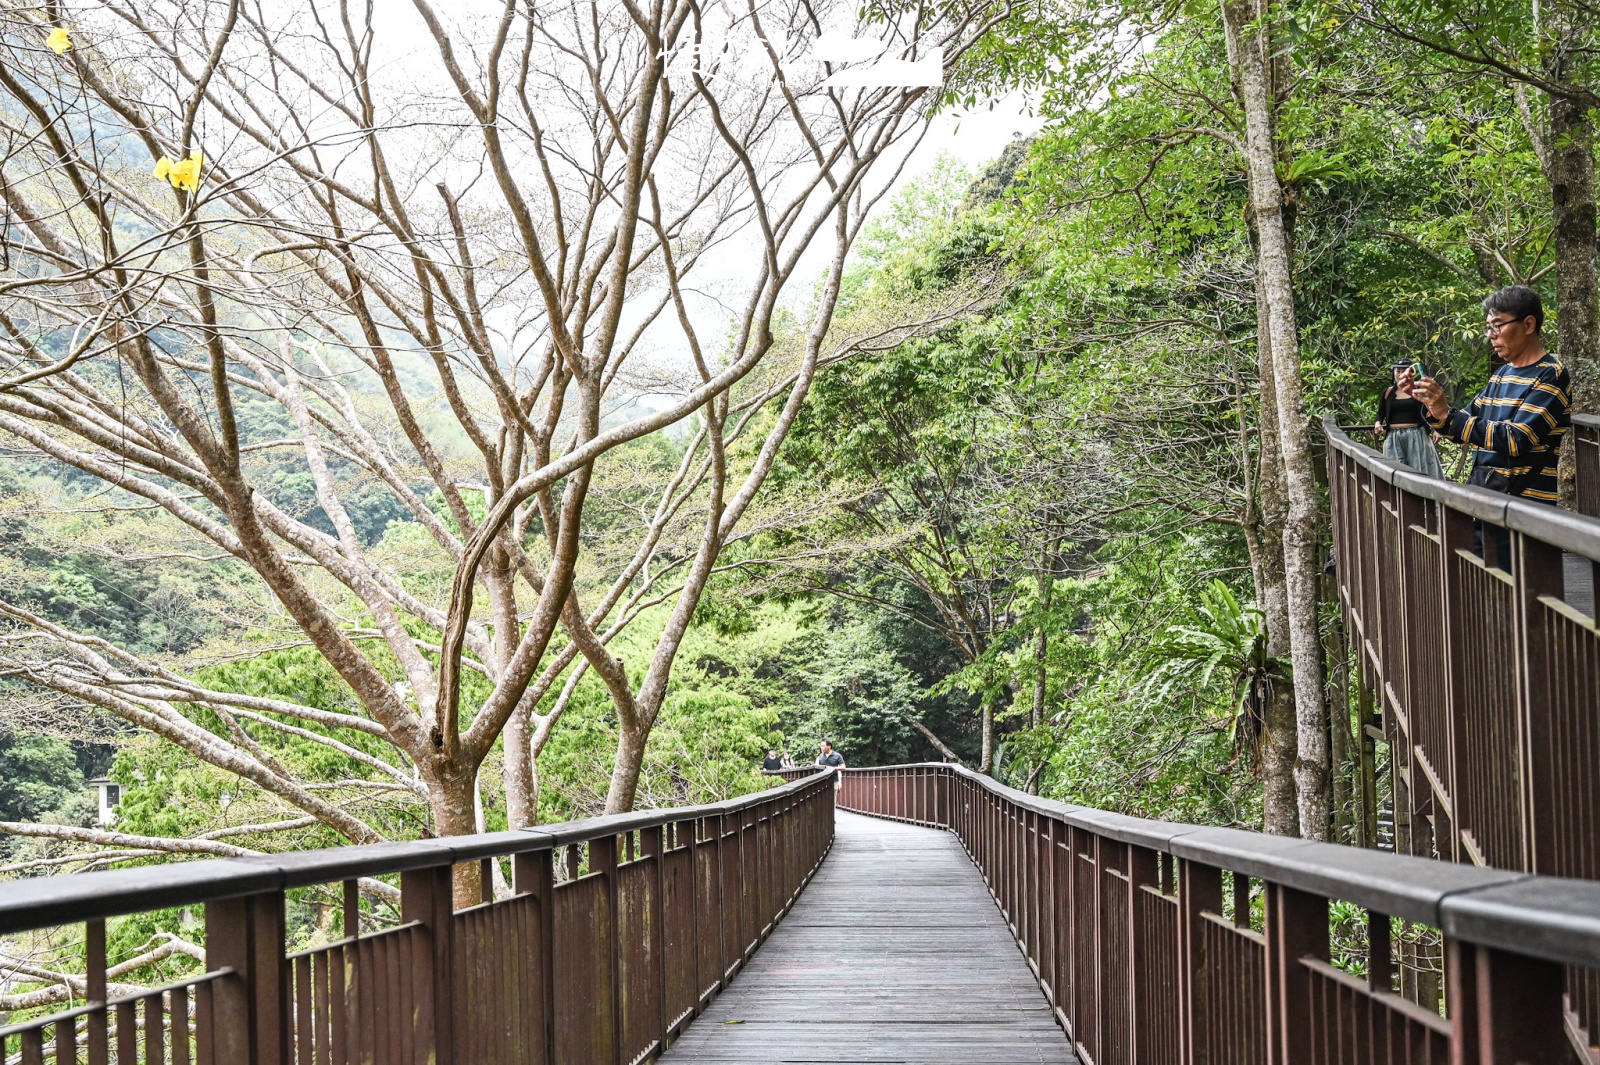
[1147,580,1277,767]
[0,733,85,823]
[798,621,924,766]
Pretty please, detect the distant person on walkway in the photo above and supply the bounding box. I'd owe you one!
[763,749,785,772]
[1374,363,1443,478]
[817,739,845,789]
[1412,286,1570,568]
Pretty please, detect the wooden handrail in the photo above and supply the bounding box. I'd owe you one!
[841,762,1600,1064]
[0,770,837,1065]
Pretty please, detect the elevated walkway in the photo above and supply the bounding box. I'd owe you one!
[662,811,1076,1063]
[7,764,1600,1064]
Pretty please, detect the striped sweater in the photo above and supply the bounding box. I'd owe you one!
[1425,351,1570,502]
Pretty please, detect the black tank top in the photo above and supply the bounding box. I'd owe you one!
[1378,389,1426,427]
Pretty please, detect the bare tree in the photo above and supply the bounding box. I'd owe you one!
[0,0,1007,897]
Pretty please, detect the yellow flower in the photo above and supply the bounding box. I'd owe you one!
[153,150,204,194]
[46,28,72,54]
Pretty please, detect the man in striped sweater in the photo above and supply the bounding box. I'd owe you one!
[1412,285,1571,506]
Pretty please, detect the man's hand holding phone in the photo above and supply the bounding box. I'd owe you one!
[1409,363,1450,422]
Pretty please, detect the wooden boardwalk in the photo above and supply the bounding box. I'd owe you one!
[660,810,1079,1063]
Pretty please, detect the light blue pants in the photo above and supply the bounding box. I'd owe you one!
[1382,425,1443,479]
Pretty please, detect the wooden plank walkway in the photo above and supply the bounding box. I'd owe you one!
[660,810,1079,1064]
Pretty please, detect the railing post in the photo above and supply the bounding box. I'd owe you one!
[1576,418,1600,517]
[736,807,751,961]
[1515,530,1565,874]
[1127,844,1159,1064]
[681,816,704,1022]
[587,833,623,1065]
[1264,884,1328,1065]
[1051,818,1070,1030]
[1178,859,1223,1065]
[85,918,107,1065]
[1088,831,1105,1060]
[1027,809,1040,966]
[512,847,557,1065]
[640,824,668,1057]
[1439,502,1475,864]
[715,812,731,986]
[205,890,288,1065]
[400,864,453,1065]
[1447,940,1570,1064]
[1064,824,1083,1042]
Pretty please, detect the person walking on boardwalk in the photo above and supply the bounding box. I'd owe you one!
[1374,363,1444,478]
[763,748,785,772]
[816,739,845,790]
[1413,285,1571,506]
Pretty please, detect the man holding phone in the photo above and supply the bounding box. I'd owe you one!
[1410,285,1570,507]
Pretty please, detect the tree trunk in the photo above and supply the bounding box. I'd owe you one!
[1236,282,1299,834]
[978,701,995,776]
[1027,550,1056,794]
[1251,254,1293,660]
[1028,626,1048,794]
[1222,0,1331,839]
[430,770,483,906]
[1222,0,1337,837]
[1546,79,1597,506]
[912,719,962,763]
[504,708,536,829]
[607,721,651,815]
[1261,665,1300,835]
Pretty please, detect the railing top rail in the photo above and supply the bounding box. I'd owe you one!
[843,763,1600,969]
[0,768,833,936]
[1321,413,1600,560]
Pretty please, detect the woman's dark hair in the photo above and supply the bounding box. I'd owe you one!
[1482,285,1545,331]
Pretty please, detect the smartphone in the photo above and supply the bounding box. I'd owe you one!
[1410,361,1426,380]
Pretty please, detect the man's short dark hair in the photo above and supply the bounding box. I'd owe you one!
[1483,286,1545,331]
[821,739,833,747]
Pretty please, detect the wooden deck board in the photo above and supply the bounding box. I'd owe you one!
[660,810,1079,1064]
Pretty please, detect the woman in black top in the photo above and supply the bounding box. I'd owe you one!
[1374,364,1443,478]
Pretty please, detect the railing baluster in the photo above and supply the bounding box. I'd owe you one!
[86,918,107,1065]
[18,1027,43,1065]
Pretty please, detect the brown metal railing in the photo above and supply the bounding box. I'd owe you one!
[0,771,834,1065]
[1325,413,1600,877]
[1574,414,1600,520]
[762,765,826,783]
[841,762,1600,1065]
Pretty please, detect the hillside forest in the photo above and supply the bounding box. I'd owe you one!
[0,0,1595,1010]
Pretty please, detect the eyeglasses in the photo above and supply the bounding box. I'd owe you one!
[1485,316,1529,337]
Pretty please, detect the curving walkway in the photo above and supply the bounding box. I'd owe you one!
[660,810,1079,1064]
